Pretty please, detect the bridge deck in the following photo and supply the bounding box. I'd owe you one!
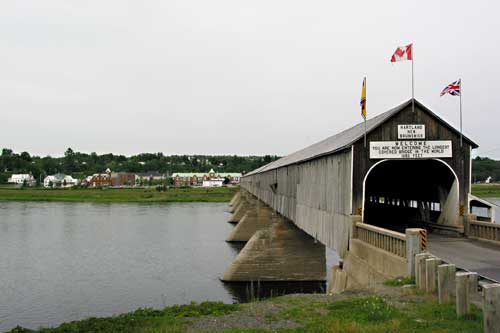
[428,234,500,282]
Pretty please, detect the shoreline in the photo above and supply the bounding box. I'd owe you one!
[0,187,239,203]
[6,282,483,333]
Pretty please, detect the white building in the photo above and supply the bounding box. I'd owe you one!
[7,174,36,186]
[202,178,224,187]
[44,174,79,188]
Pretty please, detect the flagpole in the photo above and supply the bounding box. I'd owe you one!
[364,77,367,148]
[460,78,463,147]
[411,45,415,112]
[364,118,367,148]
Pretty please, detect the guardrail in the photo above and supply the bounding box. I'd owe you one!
[468,220,500,243]
[354,223,407,258]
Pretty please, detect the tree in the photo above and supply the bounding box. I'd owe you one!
[1,148,13,157]
[20,152,31,162]
[64,148,76,173]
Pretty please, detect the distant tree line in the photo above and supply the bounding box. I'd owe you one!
[472,156,500,183]
[2,148,498,185]
[0,148,279,184]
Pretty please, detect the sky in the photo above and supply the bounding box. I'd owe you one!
[1,0,499,158]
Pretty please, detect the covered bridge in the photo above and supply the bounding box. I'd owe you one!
[241,98,479,258]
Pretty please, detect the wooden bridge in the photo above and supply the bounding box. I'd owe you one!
[223,99,498,282]
[223,98,500,332]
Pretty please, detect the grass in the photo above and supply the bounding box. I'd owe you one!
[471,183,500,198]
[7,288,483,333]
[0,186,239,203]
[383,277,415,287]
[8,302,240,333]
[276,293,482,333]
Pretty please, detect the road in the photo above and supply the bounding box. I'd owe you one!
[428,234,500,282]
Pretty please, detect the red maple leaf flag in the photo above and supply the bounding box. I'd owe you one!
[390,43,413,62]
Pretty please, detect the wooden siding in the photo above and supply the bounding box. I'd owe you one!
[241,149,352,257]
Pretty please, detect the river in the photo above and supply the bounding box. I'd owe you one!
[488,198,500,222]
[0,202,335,332]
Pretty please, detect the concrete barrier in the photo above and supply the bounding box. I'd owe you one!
[355,223,406,257]
[456,272,476,317]
[347,238,407,279]
[483,283,500,333]
[437,264,456,304]
[426,257,442,293]
[406,228,424,278]
[468,220,500,244]
[415,253,432,290]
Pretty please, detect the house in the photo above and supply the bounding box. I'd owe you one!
[110,172,136,187]
[44,174,79,188]
[202,178,224,187]
[171,169,242,187]
[7,174,36,186]
[135,171,166,184]
[218,172,242,185]
[88,172,112,187]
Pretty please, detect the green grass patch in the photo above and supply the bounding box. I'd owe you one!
[275,295,482,333]
[472,184,500,198]
[8,293,483,333]
[384,277,415,286]
[0,186,239,203]
[8,302,240,333]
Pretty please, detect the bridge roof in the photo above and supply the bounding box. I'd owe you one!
[245,98,478,176]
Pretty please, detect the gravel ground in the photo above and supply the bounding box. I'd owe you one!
[184,284,440,332]
[186,300,297,332]
[185,290,379,332]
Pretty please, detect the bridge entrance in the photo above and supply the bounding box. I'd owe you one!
[363,159,459,232]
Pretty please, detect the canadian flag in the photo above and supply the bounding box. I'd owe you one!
[390,43,413,62]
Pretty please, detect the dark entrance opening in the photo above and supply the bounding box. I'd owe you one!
[363,159,457,232]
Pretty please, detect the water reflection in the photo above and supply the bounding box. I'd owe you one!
[222,281,327,303]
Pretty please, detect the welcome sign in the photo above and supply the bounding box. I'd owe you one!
[370,140,452,159]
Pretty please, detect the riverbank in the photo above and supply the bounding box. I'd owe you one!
[0,186,238,203]
[471,184,500,198]
[7,283,482,333]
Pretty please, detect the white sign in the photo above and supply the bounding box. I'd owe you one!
[398,124,425,139]
[370,140,453,159]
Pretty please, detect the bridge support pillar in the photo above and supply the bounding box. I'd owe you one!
[437,264,456,304]
[483,283,500,333]
[228,192,257,224]
[228,191,241,207]
[222,215,326,282]
[226,206,274,242]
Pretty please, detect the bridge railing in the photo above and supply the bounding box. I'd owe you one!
[468,220,500,243]
[354,223,407,258]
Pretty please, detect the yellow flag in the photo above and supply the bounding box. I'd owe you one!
[360,77,366,119]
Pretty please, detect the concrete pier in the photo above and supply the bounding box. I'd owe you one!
[229,191,241,207]
[226,205,274,242]
[222,215,326,282]
[228,197,253,223]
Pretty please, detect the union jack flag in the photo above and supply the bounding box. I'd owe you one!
[440,79,461,97]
